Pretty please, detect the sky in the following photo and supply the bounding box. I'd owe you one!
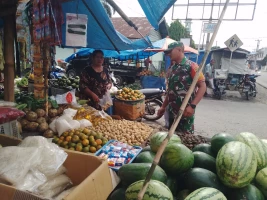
[113,0,267,52]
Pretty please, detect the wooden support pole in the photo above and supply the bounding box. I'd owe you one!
[3,14,15,102]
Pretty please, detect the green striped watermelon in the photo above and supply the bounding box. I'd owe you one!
[150,132,181,153]
[184,187,227,200]
[160,143,194,175]
[134,151,155,163]
[255,167,267,198]
[165,176,178,196]
[216,141,257,188]
[108,188,126,200]
[192,143,216,158]
[125,180,173,200]
[211,133,236,155]
[227,184,265,200]
[262,139,267,146]
[192,151,216,173]
[236,132,267,170]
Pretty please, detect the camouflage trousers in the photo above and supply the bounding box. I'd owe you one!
[168,112,195,134]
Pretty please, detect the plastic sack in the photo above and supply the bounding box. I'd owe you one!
[40,183,71,199]
[14,170,47,192]
[0,146,41,185]
[54,186,77,200]
[46,166,66,181]
[68,120,80,130]
[0,101,16,107]
[19,136,68,177]
[99,90,113,110]
[78,119,92,128]
[63,108,78,118]
[49,116,59,132]
[56,119,72,136]
[38,174,72,192]
[0,107,25,124]
[54,89,77,105]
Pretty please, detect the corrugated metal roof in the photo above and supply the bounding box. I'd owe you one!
[111,17,154,39]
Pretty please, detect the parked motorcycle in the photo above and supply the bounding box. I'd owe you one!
[50,65,66,79]
[213,79,226,100]
[139,88,165,121]
[242,74,259,100]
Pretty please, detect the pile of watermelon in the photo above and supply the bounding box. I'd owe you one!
[108,131,267,200]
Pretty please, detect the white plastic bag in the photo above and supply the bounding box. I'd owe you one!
[68,120,80,130]
[49,116,58,132]
[55,89,77,105]
[78,119,92,128]
[0,146,41,185]
[99,90,113,110]
[19,136,68,177]
[63,108,78,118]
[54,186,77,200]
[38,174,72,192]
[46,166,66,181]
[56,119,72,136]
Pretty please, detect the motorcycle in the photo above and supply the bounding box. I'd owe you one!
[139,88,165,121]
[50,65,66,79]
[242,74,259,100]
[213,79,226,100]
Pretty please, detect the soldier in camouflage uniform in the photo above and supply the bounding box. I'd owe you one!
[158,42,206,134]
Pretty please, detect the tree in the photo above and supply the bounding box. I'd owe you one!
[101,0,115,18]
[168,20,196,49]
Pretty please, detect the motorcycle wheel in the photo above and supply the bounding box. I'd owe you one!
[114,75,123,86]
[216,91,222,100]
[253,85,257,97]
[67,69,76,78]
[143,99,163,121]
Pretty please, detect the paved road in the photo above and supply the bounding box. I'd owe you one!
[145,83,267,139]
[257,71,267,88]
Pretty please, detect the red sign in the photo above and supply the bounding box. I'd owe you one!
[66,92,73,104]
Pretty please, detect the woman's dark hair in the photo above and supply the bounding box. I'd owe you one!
[92,50,104,58]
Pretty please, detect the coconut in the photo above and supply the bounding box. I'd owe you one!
[43,129,55,138]
[27,122,39,131]
[57,106,65,115]
[48,109,58,118]
[38,122,49,133]
[37,117,47,124]
[20,118,29,128]
[23,108,30,113]
[26,111,38,122]
[36,109,46,117]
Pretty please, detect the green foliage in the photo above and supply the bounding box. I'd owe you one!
[168,20,196,48]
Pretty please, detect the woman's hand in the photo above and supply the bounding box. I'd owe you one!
[183,106,194,117]
[91,93,100,103]
[107,83,112,90]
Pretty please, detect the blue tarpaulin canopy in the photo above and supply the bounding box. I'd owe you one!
[138,0,176,30]
[61,0,151,51]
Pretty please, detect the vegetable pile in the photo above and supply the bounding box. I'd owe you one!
[116,87,144,101]
[52,76,79,90]
[16,78,28,87]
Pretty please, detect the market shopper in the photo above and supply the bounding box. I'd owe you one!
[204,59,215,92]
[79,50,112,110]
[158,42,206,134]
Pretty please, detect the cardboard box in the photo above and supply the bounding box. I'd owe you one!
[114,99,145,120]
[0,134,119,200]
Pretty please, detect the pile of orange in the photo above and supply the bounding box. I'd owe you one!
[52,128,108,153]
[116,87,144,101]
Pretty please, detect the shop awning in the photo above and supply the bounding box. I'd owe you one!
[65,48,157,62]
[138,0,176,30]
[145,37,199,55]
[61,0,152,51]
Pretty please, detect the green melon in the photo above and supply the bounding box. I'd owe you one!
[150,132,181,153]
[165,176,178,197]
[185,187,227,200]
[236,132,267,170]
[255,167,267,198]
[211,133,236,155]
[184,168,226,194]
[108,188,126,200]
[118,163,167,187]
[192,151,216,173]
[227,184,265,200]
[134,151,155,163]
[216,141,257,188]
[192,143,216,158]
[176,189,191,200]
[125,180,173,200]
[141,146,151,152]
[160,143,194,175]
[262,139,267,146]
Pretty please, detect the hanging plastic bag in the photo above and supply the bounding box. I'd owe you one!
[99,91,113,111]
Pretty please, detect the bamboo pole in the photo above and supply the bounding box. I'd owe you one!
[137,1,230,199]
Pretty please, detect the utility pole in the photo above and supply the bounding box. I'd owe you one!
[206,0,215,50]
[254,39,261,69]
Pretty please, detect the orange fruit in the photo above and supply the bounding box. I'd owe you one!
[76,145,83,152]
[65,136,72,142]
[82,139,89,146]
[89,146,97,153]
[96,139,102,145]
[96,145,102,150]
[59,136,65,141]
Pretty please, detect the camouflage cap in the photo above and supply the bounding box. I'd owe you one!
[164,41,184,53]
